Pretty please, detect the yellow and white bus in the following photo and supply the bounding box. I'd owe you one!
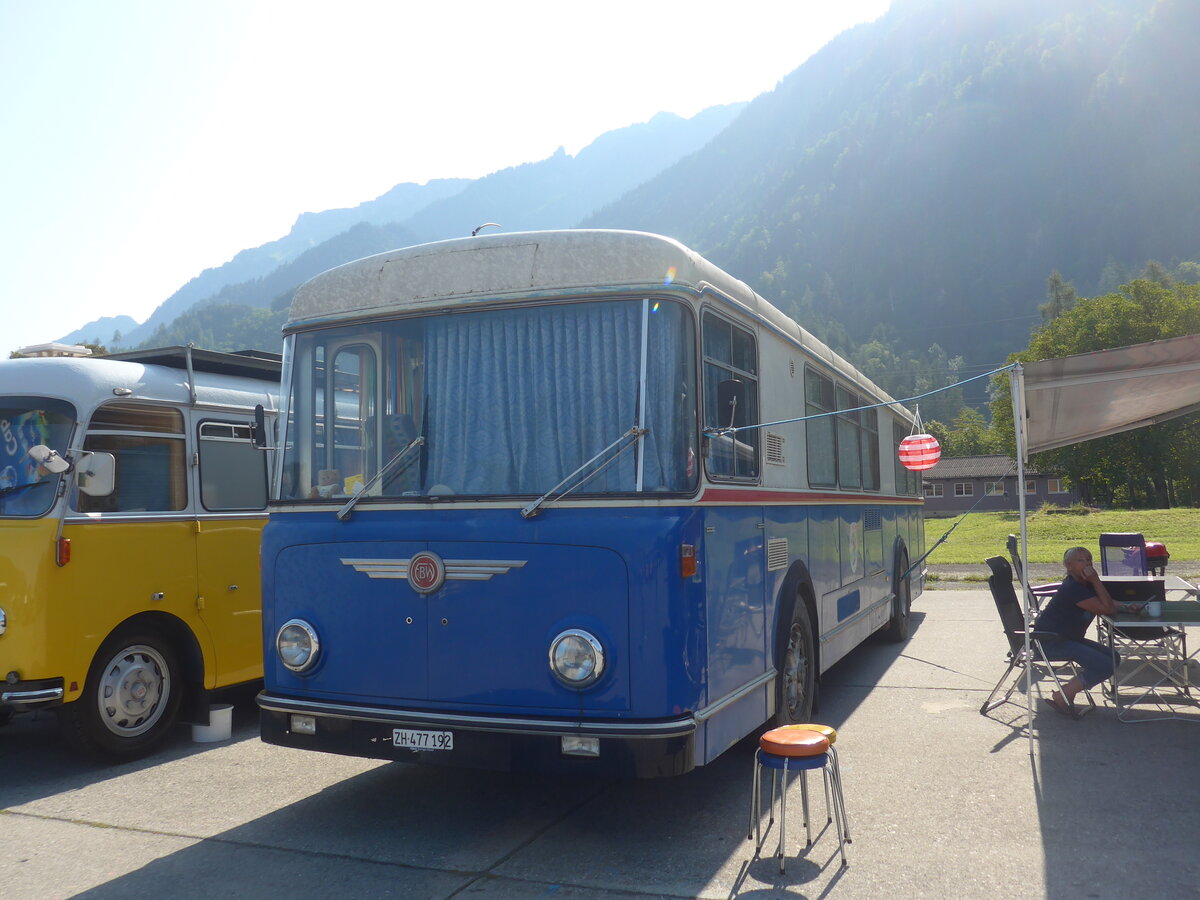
[0,346,279,758]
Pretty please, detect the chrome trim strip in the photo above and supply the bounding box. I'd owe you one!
[1,687,64,704]
[341,558,527,581]
[63,512,267,524]
[820,593,893,644]
[693,669,777,722]
[257,693,696,738]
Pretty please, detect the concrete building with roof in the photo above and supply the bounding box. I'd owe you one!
[15,342,93,358]
[921,454,1079,517]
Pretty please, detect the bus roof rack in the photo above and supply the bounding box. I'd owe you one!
[104,346,282,382]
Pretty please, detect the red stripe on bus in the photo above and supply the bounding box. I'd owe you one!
[698,488,923,505]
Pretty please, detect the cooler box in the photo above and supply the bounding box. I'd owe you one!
[1145,541,1169,575]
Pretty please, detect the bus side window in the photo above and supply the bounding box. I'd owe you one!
[702,312,759,480]
[893,421,920,496]
[77,404,188,513]
[805,368,836,487]
[198,421,267,511]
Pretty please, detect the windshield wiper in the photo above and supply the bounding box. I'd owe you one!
[0,480,49,498]
[520,425,647,519]
[336,436,424,522]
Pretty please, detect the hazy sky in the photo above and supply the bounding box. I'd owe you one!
[1,0,891,356]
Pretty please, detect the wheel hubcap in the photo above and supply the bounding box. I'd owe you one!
[96,645,170,737]
[784,625,809,717]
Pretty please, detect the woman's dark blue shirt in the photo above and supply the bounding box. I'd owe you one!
[1033,577,1096,642]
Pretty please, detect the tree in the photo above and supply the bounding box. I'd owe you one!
[1039,270,1077,322]
[991,277,1200,507]
[943,407,1001,457]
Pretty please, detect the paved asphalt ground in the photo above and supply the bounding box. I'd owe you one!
[4,588,1198,900]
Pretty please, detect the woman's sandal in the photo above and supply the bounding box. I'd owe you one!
[1043,695,1078,719]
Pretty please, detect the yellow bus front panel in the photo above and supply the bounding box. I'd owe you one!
[0,518,62,681]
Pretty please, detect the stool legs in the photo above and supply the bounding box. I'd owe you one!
[828,746,851,843]
[749,750,849,872]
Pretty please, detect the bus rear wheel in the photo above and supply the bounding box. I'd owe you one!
[775,600,815,725]
[60,629,181,759]
[884,551,912,643]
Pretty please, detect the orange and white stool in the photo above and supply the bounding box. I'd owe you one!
[748,725,849,871]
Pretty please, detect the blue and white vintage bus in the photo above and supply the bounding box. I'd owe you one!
[257,230,924,777]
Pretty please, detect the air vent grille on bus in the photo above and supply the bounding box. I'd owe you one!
[765,432,785,465]
[767,538,789,571]
[864,508,882,531]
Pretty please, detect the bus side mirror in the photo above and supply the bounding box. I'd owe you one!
[76,451,116,497]
[252,404,269,449]
[716,379,747,429]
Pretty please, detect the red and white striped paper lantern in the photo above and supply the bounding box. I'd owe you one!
[898,433,941,471]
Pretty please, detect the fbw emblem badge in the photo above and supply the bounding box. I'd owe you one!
[407,551,445,594]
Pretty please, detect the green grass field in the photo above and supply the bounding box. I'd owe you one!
[923,507,1200,565]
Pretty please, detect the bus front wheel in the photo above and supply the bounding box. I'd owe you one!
[60,629,182,759]
[775,600,815,725]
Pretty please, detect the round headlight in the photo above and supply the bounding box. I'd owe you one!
[549,629,605,688]
[277,619,320,673]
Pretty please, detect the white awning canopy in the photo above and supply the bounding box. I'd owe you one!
[1021,333,1200,456]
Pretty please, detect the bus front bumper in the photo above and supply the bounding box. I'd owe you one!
[257,691,697,778]
[1,677,65,710]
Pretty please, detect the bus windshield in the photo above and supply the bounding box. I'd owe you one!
[0,397,76,517]
[277,298,697,502]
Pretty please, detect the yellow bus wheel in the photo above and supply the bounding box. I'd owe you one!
[60,629,182,759]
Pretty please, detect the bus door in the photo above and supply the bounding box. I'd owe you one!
[68,402,198,681]
[191,416,270,686]
[703,510,768,706]
[700,312,768,753]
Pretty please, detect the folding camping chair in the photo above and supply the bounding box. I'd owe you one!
[1098,532,1149,577]
[1096,532,1189,696]
[980,556,1096,716]
[1006,534,1058,613]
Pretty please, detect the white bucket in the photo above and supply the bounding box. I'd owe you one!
[191,704,234,743]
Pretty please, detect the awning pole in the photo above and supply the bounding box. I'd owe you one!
[1010,364,1033,754]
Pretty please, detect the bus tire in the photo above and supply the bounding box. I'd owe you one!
[775,599,816,725]
[59,628,182,759]
[884,550,912,643]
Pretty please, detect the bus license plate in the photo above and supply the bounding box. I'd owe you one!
[393,729,453,751]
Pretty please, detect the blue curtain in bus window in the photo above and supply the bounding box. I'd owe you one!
[424,302,642,495]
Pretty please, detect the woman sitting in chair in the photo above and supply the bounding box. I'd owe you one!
[1033,546,1122,718]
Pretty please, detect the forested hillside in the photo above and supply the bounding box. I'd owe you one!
[585,0,1200,380]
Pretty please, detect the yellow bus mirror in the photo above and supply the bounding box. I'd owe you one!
[77,451,116,497]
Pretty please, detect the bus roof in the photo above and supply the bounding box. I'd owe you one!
[0,351,278,417]
[288,229,908,418]
[105,346,281,382]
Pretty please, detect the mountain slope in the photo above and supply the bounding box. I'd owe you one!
[82,105,743,349]
[116,178,470,346]
[401,106,745,242]
[584,0,1199,368]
